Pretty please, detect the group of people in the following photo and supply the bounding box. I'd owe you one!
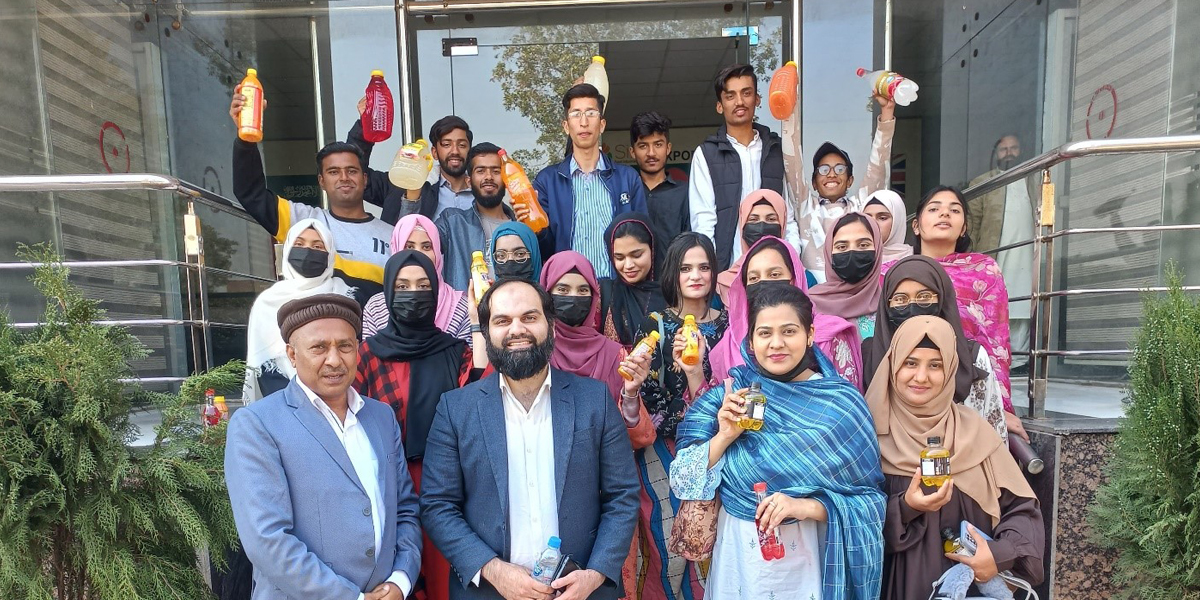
[223,62,1043,600]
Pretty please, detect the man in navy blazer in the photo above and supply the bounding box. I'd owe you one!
[420,279,640,600]
[225,294,423,600]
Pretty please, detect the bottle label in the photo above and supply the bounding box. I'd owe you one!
[921,457,950,477]
[240,85,262,129]
[746,400,766,421]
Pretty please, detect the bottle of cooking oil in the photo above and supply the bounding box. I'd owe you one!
[920,436,951,487]
[470,251,491,304]
[941,527,963,554]
[737,381,767,430]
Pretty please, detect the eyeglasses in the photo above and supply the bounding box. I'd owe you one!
[493,249,531,264]
[566,109,601,121]
[816,164,848,177]
[888,291,939,307]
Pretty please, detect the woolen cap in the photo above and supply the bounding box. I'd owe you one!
[277,293,362,342]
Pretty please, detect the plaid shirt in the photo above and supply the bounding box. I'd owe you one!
[354,341,487,442]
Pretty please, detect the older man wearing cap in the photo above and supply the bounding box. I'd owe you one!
[225,293,422,600]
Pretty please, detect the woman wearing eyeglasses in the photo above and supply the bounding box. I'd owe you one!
[487,221,543,283]
[864,255,1008,441]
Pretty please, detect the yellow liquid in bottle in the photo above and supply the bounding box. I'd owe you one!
[920,445,951,487]
[738,387,766,430]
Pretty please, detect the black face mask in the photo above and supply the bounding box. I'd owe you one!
[759,345,818,382]
[390,290,436,325]
[830,250,876,284]
[742,222,782,247]
[288,247,328,278]
[886,302,941,328]
[494,258,535,281]
[552,294,592,327]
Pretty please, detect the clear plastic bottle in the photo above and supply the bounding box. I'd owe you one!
[582,55,609,111]
[362,70,394,143]
[388,139,434,190]
[619,331,661,380]
[768,61,799,120]
[498,149,549,233]
[470,251,491,304]
[530,536,562,584]
[236,68,264,143]
[680,314,701,366]
[753,482,786,560]
[738,381,767,430]
[855,68,919,106]
[920,436,951,487]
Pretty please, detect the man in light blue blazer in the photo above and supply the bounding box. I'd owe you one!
[226,294,422,600]
[421,279,641,600]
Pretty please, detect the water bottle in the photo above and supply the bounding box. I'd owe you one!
[582,55,609,111]
[388,139,433,190]
[531,536,562,584]
[236,68,264,143]
[498,149,549,233]
[855,68,919,106]
[362,70,394,143]
[768,61,798,120]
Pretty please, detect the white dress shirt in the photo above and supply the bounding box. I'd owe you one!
[472,370,559,586]
[688,131,803,263]
[297,380,412,599]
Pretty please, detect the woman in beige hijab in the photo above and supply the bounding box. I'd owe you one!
[867,316,1043,600]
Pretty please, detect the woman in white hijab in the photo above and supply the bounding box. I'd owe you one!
[863,189,914,265]
[241,218,354,401]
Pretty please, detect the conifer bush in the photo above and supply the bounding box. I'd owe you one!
[1091,265,1200,599]
[0,244,243,599]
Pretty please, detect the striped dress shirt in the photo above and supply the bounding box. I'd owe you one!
[569,156,614,279]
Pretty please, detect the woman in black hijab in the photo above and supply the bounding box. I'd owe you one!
[354,250,488,600]
[600,212,668,348]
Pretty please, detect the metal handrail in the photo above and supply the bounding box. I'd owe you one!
[0,173,258,224]
[962,133,1200,419]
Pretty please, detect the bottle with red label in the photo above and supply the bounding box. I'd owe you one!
[753,482,786,560]
[203,388,220,427]
[362,70,394,143]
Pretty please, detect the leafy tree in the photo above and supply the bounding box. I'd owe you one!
[0,244,243,600]
[1090,264,1200,599]
[492,21,781,169]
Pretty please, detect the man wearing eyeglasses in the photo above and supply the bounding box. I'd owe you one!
[795,95,897,283]
[531,83,648,279]
[688,64,804,272]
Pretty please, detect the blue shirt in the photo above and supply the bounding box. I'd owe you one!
[569,155,614,278]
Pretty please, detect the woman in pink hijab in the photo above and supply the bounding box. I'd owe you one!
[709,236,864,388]
[715,189,793,305]
[808,212,885,344]
[361,214,471,343]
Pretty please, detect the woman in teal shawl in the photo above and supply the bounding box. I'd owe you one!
[488,221,542,282]
[670,282,885,600]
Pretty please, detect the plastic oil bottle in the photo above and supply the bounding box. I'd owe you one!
[920,436,951,487]
[497,149,549,233]
[470,251,491,304]
[582,55,609,111]
[738,381,767,430]
[619,331,661,380]
[388,139,434,190]
[855,68,919,106]
[236,68,264,143]
[768,61,799,120]
[680,314,701,366]
[753,482,786,560]
[362,70,394,143]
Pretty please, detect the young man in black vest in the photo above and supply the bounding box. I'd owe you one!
[687,64,803,271]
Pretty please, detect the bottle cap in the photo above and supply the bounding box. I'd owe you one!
[548,536,561,549]
[371,69,384,77]
[497,148,508,158]
[247,68,257,76]
[855,67,867,77]
[592,55,605,64]
[749,381,762,391]
[215,396,225,402]
[753,482,767,493]
[472,250,484,260]
[647,331,661,342]
[785,60,797,68]
[927,436,942,445]
[684,314,695,324]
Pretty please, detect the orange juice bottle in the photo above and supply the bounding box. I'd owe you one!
[768,61,798,120]
[619,331,661,380]
[237,68,264,143]
[680,314,701,366]
[470,251,491,304]
[497,149,549,233]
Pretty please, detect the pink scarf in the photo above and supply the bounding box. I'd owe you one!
[709,236,864,389]
[881,252,1012,409]
[808,213,883,320]
[715,189,789,304]
[538,251,627,401]
[389,215,465,332]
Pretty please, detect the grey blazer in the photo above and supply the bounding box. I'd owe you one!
[420,369,640,600]
[225,379,423,600]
